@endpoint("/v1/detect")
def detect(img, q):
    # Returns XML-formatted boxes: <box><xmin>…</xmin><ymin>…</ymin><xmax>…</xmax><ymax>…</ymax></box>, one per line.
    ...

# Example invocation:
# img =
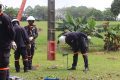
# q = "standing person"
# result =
<box><xmin>0</xmin><ymin>4</ymin><xmax>15</xmax><ymax>80</ymax></box>
<box><xmin>58</xmin><ymin>32</ymin><xmax>89</xmax><ymax>72</ymax></box>
<box><xmin>24</xmin><ymin>16</ymin><xmax>38</xmax><ymax>70</ymax></box>
<box><xmin>11</xmin><ymin>19</ymin><xmax>30</xmax><ymax>72</ymax></box>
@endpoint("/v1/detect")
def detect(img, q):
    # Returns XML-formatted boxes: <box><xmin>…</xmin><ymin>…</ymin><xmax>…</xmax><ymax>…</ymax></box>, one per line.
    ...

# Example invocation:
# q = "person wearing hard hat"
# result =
<box><xmin>58</xmin><ymin>32</ymin><xmax>89</xmax><ymax>72</ymax></box>
<box><xmin>0</xmin><ymin>3</ymin><xmax>15</xmax><ymax>80</ymax></box>
<box><xmin>11</xmin><ymin>19</ymin><xmax>30</xmax><ymax>72</ymax></box>
<box><xmin>24</xmin><ymin>16</ymin><xmax>38</xmax><ymax>70</ymax></box>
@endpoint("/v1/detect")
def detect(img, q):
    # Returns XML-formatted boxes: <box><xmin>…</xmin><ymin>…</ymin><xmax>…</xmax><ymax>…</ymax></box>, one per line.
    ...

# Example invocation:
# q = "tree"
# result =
<box><xmin>33</xmin><ymin>5</ymin><xmax>47</xmax><ymax>20</ymax></box>
<box><xmin>87</xmin><ymin>8</ymin><xmax>103</xmax><ymax>20</ymax></box>
<box><xmin>111</xmin><ymin>0</ymin><xmax>120</xmax><ymax>19</ymax></box>
<box><xmin>103</xmin><ymin>8</ymin><xmax>116</xmax><ymax>21</ymax></box>
<box><xmin>3</xmin><ymin>6</ymin><xmax>18</xmax><ymax>19</ymax></box>
<box><xmin>24</xmin><ymin>6</ymin><xmax>34</xmax><ymax>16</ymax></box>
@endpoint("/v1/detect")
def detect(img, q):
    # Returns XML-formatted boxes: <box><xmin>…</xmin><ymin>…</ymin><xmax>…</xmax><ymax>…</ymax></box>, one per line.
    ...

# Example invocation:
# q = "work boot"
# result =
<box><xmin>24</xmin><ymin>68</ymin><xmax>28</xmax><ymax>72</ymax></box>
<box><xmin>16</xmin><ymin>69</ymin><xmax>20</xmax><ymax>72</ymax></box>
<box><xmin>28</xmin><ymin>60</ymin><xmax>32</xmax><ymax>70</ymax></box>
<box><xmin>15</xmin><ymin>61</ymin><xmax>20</xmax><ymax>72</ymax></box>
<box><xmin>23</xmin><ymin>61</ymin><xmax>28</xmax><ymax>72</ymax></box>
<box><xmin>67</xmin><ymin>67</ymin><xmax>76</xmax><ymax>70</ymax></box>
<box><xmin>83</xmin><ymin>67</ymin><xmax>89</xmax><ymax>73</ymax></box>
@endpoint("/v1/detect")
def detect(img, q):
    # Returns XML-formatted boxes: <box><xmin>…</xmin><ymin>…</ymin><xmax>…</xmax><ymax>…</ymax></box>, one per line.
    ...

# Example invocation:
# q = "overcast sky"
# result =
<box><xmin>1</xmin><ymin>0</ymin><xmax>113</xmax><ymax>11</ymax></box>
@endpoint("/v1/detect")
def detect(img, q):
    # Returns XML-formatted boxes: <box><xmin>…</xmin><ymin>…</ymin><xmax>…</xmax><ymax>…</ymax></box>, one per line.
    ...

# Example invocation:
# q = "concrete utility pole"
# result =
<box><xmin>47</xmin><ymin>0</ymin><xmax>55</xmax><ymax>60</ymax></box>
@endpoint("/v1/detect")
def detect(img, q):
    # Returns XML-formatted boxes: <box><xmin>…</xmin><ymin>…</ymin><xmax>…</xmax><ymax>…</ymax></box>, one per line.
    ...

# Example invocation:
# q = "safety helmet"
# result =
<box><xmin>58</xmin><ymin>36</ymin><xmax>66</xmax><ymax>44</ymax></box>
<box><xmin>27</xmin><ymin>16</ymin><xmax>35</xmax><ymax>21</ymax></box>
<box><xmin>11</xmin><ymin>19</ymin><xmax>19</xmax><ymax>22</ymax></box>
<box><xmin>11</xmin><ymin>19</ymin><xmax>19</xmax><ymax>25</ymax></box>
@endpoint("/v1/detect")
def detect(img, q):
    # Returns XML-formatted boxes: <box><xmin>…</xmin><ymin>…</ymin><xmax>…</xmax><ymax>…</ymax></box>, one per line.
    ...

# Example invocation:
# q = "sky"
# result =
<box><xmin>1</xmin><ymin>0</ymin><xmax>114</xmax><ymax>11</ymax></box>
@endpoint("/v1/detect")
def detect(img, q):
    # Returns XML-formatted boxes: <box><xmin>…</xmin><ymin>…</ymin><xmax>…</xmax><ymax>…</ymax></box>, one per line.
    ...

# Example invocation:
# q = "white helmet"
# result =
<box><xmin>58</xmin><ymin>36</ymin><xmax>66</xmax><ymax>44</ymax></box>
<box><xmin>27</xmin><ymin>16</ymin><xmax>35</xmax><ymax>21</ymax></box>
<box><xmin>11</xmin><ymin>19</ymin><xmax>20</xmax><ymax>25</ymax></box>
<box><xmin>11</xmin><ymin>19</ymin><xmax>19</xmax><ymax>22</ymax></box>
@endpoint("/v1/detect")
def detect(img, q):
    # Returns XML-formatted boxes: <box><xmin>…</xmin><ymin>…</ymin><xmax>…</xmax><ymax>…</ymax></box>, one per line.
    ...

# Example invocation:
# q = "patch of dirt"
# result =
<box><xmin>95</xmin><ymin>52</ymin><xmax>105</xmax><ymax>55</ymax></box>
<box><xmin>107</xmin><ymin>57</ymin><xmax>118</xmax><ymax>60</ymax></box>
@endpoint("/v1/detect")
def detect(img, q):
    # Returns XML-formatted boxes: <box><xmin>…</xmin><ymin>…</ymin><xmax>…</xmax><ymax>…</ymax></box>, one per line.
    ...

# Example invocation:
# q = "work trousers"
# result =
<box><xmin>0</xmin><ymin>49</ymin><xmax>10</xmax><ymax>80</ymax></box>
<box><xmin>27</xmin><ymin>44</ymin><xmax>35</xmax><ymax>69</ymax></box>
<box><xmin>14</xmin><ymin>47</ymin><xmax>28</xmax><ymax>72</ymax></box>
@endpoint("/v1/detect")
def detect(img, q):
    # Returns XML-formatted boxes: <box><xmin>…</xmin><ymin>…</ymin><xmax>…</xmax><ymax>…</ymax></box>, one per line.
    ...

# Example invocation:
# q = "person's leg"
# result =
<box><xmin>0</xmin><ymin>49</ymin><xmax>10</xmax><ymax>79</ymax></box>
<box><xmin>82</xmin><ymin>53</ymin><xmax>89</xmax><ymax>70</ymax></box>
<box><xmin>14</xmin><ymin>49</ymin><xmax>20</xmax><ymax>72</ymax></box>
<box><xmin>68</xmin><ymin>53</ymin><xmax>78</xmax><ymax>70</ymax></box>
<box><xmin>31</xmin><ymin>44</ymin><xmax>35</xmax><ymax>59</ymax></box>
<box><xmin>72</xmin><ymin>53</ymin><xmax>78</xmax><ymax>68</ymax></box>
<box><xmin>21</xmin><ymin>47</ymin><xmax>28</xmax><ymax>72</ymax></box>
<box><xmin>0</xmin><ymin>70</ymin><xmax>7</xmax><ymax>80</ymax></box>
<box><xmin>30</xmin><ymin>44</ymin><xmax>35</xmax><ymax>69</ymax></box>
<box><xmin>81</xmin><ymin>37</ymin><xmax>89</xmax><ymax>72</ymax></box>
<box><xmin>27</xmin><ymin>48</ymin><xmax>32</xmax><ymax>70</ymax></box>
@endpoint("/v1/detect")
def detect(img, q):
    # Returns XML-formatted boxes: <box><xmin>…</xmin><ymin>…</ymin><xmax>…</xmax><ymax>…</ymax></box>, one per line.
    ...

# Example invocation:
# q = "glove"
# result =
<box><xmin>87</xmin><ymin>36</ymin><xmax>91</xmax><ymax>40</ymax></box>
<box><xmin>29</xmin><ymin>37</ymin><xmax>34</xmax><ymax>41</ymax></box>
<box><xmin>11</xmin><ymin>41</ymin><xmax>17</xmax><ymax>50</ymax></box>
<box><xmin>26</xmin><ymin>44</ymin><xmax>31</xmax><ymax>49</ymax></box>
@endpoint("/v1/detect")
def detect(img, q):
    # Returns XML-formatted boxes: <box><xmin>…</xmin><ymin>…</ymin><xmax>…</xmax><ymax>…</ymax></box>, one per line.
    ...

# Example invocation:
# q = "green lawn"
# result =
<box><xmin>9</xmin><ymin>21</ymin><xmax>120</xmax><ymax>80</ymax></box>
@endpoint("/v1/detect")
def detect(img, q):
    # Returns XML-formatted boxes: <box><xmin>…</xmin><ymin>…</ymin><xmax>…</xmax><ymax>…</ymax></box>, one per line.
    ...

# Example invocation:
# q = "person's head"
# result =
<box><xmin>58</xmin><ymin>35</ymin><xmax>66</xmax><ymax>44</ymax></box>
<box><xmin>26</xmin><ymin>16</ymin><xmax>35</xmax><ymax>26</ymax></box>
<box><xmin>11</xmin><ymin>19</ymin><xmax>20</xmax><ymax>26</ymax></box>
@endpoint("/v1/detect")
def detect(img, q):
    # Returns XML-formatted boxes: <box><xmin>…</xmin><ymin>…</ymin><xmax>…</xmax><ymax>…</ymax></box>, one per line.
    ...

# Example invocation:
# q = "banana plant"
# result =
<box><xmin>56</xmin><ymin>13</ymin><xmax>103</xmax><ymax>39</ymax></box>
<box><xmin>103</xmin><ymin>23</ymin><xmax>120</xmax><ymax>51</ymax></box>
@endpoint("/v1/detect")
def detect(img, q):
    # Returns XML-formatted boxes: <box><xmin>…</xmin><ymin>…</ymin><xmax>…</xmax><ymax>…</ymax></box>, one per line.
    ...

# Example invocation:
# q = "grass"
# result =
<box><xmin>9</xmin><ymin>21</ymin><xmax>120</xmax><ymax>80</ymax></box>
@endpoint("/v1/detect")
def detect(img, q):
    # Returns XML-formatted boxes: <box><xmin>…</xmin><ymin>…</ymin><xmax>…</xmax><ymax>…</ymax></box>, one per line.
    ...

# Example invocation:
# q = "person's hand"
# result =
<box><xmin>26</xmin><ymin>44</ymin><xmax>31</xmax><ymax>49</ymax></box>
<box><xmin>11</xmin><ymin>41</ymin><xmax>17</xmax><ymax>50</ymax></box>
<box><xmin>29</xmin><ymin>37</ymin><xmax>34</xmax><ymax>41</ymax></box>
<box><xmin>87</xmin><ymin>36</ymin><xmax>91</xmax><ymax>40</ymax></box>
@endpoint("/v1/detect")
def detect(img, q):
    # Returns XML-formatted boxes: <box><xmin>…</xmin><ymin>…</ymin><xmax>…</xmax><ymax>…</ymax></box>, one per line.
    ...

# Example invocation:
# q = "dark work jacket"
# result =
<box><xmin>0</xmin><ymin>13</ymin><xmax>15</xmax><ymax>49</ymax></box>
<box><xmin>64</xmin><ymin>32</ymin><xmax>88</xmax><ymax>52</ymax></box>
<box><xmin>13</xmin><ymin>24</ymin><xmax>30</xmax><ymax>48</ymax></box>
<box><xmin>24</xmin><ymin>25</ymin><xmax>38</xmax><ymax>44</ymax></box>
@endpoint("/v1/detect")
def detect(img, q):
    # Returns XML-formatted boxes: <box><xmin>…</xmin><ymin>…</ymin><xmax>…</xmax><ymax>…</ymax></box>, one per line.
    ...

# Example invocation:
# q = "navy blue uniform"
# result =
<box><xmin>0</xmin><ymin>12</ymin><xmax>15</xmax><ymax>79</ymax></box>
<box><xmin>13</xmin><ymin>24</ymin><xmax>30</xmax><ymax>72</ymax></box>
<box><xmin>64</xmin><ymin>32</ymin><xmax>88</xmax><ymax>53</ymax></box>
<box><xmin>24</xmin><ymin>25</ymin><xmax>38</xmax><ymax>69</ymax></box>
<box><xmin>64</xmin><ymin>32</ymin><xmax>89</xmax><ymax>70</ymax></box>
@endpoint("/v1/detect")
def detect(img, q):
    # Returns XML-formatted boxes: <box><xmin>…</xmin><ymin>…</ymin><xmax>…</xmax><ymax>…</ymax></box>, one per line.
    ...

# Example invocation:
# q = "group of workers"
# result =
<box><xmin>0</xmin><ymin>4</ymin><xmax>38</xmax><ymax>80</ymax></box>
<box><xmin>0</xmin><ymin>3</ymin><xmax>90</xmax><ymax>80</ymax></box>
<box><xmin>11</xmin><ymin>15</ymin><xmax>38</xmax><ymax>73</ymax></box>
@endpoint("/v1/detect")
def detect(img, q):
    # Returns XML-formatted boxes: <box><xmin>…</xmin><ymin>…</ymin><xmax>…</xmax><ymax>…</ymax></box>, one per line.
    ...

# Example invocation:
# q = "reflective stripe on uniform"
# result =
<box><xmin>28</xmin><ymin>56</ymin><xmax>31</xmax><ymax>57</ymax></box>
<box><xmin>23</xmin><ymin>59</ymin><xmax>28</xmax><ymax>61</ymax></box>
<box><xmin>15</xmin><ymin>60</ymin><xmax>19</xmax><ymax>61</ymax></box>
<box><xmin>0</xmin><ymin>67</ymin><xmax>9</xmax><ymax>70</ymax></box>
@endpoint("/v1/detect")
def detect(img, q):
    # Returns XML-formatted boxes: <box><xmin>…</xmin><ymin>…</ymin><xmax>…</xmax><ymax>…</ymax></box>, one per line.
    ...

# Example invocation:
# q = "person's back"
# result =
<box><xmin>13</xmin><ymin>25</ymin><xmax>26</xmax><ymax>48</ymax></box>
<box><xmin>58</xmin><ymin>32</ymin><xmax>89</xmax><ymax>71</ymax></box>
<box><xmin>12</xmin><ymin>19</ymin><xmax>29</xmax><ymax>72</ymax></box>
<box><xmin>0</xmin><ymin>4</ymin><xmax>15</xmax><ymax>80</ymax></box>
<box><xmin>0</xmin><ymin>12</ymin><xmax>14</xmax><ymax>49</ymax></box>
